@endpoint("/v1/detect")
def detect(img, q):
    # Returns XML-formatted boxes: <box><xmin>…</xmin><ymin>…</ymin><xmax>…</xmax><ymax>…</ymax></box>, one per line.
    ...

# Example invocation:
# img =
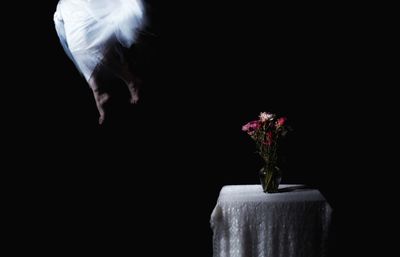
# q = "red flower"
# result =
<box><xmin>276</xmin><ymin>117</ymin><xmax>287</xmax><ymax>128</ymax></box>
<box><xmin>264</xmin><ymin>131</ymin><xmax>273</xmax><ymax>145</ymax></box>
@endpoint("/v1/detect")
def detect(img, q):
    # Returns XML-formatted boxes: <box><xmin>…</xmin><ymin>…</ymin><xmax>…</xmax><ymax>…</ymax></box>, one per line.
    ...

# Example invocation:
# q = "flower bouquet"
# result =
<box><xmin>242</xmin><ymin>112</ymin><xmax>290</xmax><ymax>193</ymax></box>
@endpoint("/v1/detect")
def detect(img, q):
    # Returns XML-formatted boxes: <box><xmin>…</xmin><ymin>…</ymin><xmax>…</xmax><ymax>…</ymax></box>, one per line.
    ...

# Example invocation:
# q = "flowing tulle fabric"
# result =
<box><xmin>54</xmin><ymin>0</ymin><xmax>145</xmax><ymax>81</ymax></box>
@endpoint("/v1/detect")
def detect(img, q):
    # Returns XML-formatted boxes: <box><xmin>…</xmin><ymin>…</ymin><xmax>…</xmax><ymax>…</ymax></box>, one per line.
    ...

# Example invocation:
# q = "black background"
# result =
<box><xmin>4</xmin><ymin>1</ymin><xmax>394</xmax><ymax>256</ymax></box>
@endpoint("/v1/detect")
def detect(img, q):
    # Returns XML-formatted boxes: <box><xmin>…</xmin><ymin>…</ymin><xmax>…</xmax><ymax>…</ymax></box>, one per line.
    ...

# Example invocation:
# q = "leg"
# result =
<box><xmin>107</xmin><ymin>56</ymin><xmax>140</xmax><ymax>104</ymax></box>
<box><xmin>88</xmin><ymin>76</ymin><xmax>110</xmax><ymax>125</ymax></box>
<box><xmin>102</xmin><ymin>45</ymin><xmax>141</xmax><ymax>104</ymax></box>
<box><xmin>116</xmin><ymin>63</ymin><xmax>140</xmax><ymax>104</ymax></box>
<box><xmin>109</xmin><ymin>61</ymin><xmax>140</xmax><ymax>104</ymax></box>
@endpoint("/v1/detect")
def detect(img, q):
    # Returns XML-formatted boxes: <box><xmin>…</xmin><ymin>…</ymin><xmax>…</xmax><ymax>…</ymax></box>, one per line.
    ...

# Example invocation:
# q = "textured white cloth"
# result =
<box><xmin>54</xmin><ymin>0</ymin><xmax>145</xmax><ymax>81</ymax></box>
<box><xmin>211</xmin><ymin>185</ymin><xmax>332</xmax><ymax>257</ymax></box>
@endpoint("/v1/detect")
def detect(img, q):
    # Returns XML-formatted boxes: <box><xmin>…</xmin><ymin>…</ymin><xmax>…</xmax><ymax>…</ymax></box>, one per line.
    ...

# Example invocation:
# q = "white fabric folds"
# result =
<box><xmin>211</xmin><ymin>185</ymin><xmax>332</xmax><ymax>257</ymax></box>
<box><xmin>54</xmin><ymin>0</ymin><xmax>145</xmax><ymax>81</ymax></box>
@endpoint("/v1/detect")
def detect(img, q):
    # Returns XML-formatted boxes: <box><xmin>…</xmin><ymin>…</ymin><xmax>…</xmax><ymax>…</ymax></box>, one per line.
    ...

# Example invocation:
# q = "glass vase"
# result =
<box><xmin>259</xmin><ymin>165</ymin><xmax>282</xmax><ymax>193</ymax></box>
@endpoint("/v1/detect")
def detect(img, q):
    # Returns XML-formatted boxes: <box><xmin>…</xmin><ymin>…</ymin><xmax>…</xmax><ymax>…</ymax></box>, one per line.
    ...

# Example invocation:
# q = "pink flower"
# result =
<box><xmin>242</xmin><ymin>120</ymin><xmax>261</xmax><ymax>135</ymax></box>
<box><xmin>243</xmin><ymin>112</ymin><xmax>290</xmax><ymax>168</ymax></box>
<box><xmin>276</xmin><ymin>117</ymin><xmax>287</xmax><ymax>128</ymax></box>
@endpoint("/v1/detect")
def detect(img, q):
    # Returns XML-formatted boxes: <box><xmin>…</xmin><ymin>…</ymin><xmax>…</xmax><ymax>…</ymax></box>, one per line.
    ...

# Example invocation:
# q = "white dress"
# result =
<box><xmin>54</xmin><ymin>0</ymin><xmax>145</xmax><ymax>81</ymax></box>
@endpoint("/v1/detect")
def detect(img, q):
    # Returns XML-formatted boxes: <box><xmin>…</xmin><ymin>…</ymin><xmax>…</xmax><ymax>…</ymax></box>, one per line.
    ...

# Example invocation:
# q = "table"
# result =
<box><xmin>210</xmin><ymin>185</ymin><xmax>332</xmax><ymax>257</ymax></box>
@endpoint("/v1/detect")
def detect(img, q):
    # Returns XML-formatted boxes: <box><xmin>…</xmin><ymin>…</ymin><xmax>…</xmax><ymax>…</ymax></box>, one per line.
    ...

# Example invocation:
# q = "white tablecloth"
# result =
<box><xmin>210</xmin><ymin>185</ymin><xmax>332</xmax><ymax>257</ymax></box>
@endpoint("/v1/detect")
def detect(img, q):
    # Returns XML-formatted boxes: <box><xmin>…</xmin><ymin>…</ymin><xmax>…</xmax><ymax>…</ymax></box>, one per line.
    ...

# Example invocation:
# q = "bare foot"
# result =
<box><xmin>128</xmin><ymin>82</ymin><xmax>140</xmax><ymax>104</ymax></box>
<box><xmin>98</xmin><ymin>114</ymin><xmax>106</xmax><ymax>125</ymax></box>
<box><xmin>94</xmin><ymin>92</ymin><xmax>110</xmax><ymax>125</ymax></box>
<box><xmin>130</xmin><ymin>91</ymin><xmax>139</xmax><ymax>104</ymax></box>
